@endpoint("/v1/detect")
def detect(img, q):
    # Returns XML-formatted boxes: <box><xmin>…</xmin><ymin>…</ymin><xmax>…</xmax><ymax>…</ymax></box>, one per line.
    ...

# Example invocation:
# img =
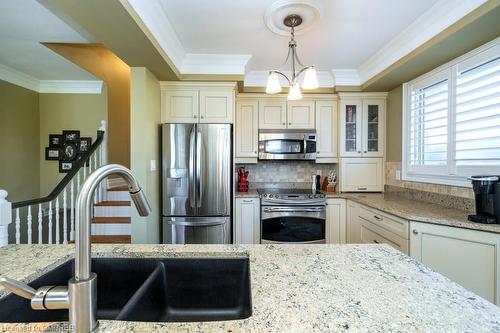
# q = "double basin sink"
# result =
<box><xmin>0</xmin><ymin>257</ymin><xmax>251</xmax><ymax>323</ymax></box>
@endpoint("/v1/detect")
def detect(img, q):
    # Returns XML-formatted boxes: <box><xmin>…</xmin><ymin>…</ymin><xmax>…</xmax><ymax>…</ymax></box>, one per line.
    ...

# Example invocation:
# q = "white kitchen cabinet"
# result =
<box><xmin>200</xmin><ymin>90</ymin><xmax>234</xmax><ymax>123</ymax></box>
<box><xmin>347</xmin><ymin>200</ymin><xmax>361</xmax><ymax>243</ymax></box>
<box><xmin>315</xmin><ymin>100</ymin><xmax>338</xmax><ymax>163</ymax></box>
<box><xmin>359</xmin><ymin>219</ymin><xmax>408</xmax><ymax>254</ymax></box>
<box><xmin>258</xmin><ymin>99</ymin><xmax>287</xmax><ymax>129</ymax></box>
<box><xmin>235</xmin><ymin>99</ymin><xmax>258</xmax><ymax>163</ymax></box>
<box><xmin>340</xmin><ymin>158</ymin><xmax>384</xmax><ymax>192</ymax></box>
<box><xmin>339</xmin><ymin>93</ymin><xmax>386</xmax><ymax>157</ymax></box>
<box><xmin>410</xmin><ymin>221</ymin><xmax>500</xmax><ymax>305</ymax></box>
<box><xmin>234</xmin><ymin>197</ymin><xmax>260</xmax><ymax>244</ymax></box>
<box><xmin>287</xmin><ymin>100</ymin><xmax>315</xmax><ymax>129</ymax></box>
<box><xmin>161</xmin><ymin>82</ymin><xmax>236</xmax><ymax>124</ymax></box>
<box><xmin>326</xmin><ymin>198</ymin><xmax>346</xmax><ymax>244</ymax></box>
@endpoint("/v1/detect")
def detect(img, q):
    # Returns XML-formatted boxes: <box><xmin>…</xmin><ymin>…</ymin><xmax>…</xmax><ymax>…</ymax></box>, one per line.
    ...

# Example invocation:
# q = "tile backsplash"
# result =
<box><xmin>236</xmin><ymin>161</ymin><xmax>335</xmax><ymax>188</ymax></box>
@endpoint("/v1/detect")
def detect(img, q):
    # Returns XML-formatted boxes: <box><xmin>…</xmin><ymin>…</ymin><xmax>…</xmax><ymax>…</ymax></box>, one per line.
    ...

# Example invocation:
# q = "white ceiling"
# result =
<box><xmin>160</xmin><ymin>0</ymin><xmax>438</xmax><ymax>71</ymax></box>
<box><xmin>0</xmin><ymin>0</ymin><xmax>97</xmax><ymax>81</ymax></box>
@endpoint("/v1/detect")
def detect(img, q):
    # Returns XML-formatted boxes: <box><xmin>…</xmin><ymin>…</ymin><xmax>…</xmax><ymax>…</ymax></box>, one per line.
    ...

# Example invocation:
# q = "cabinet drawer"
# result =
<box><xmin>358</xmin><ymin>205</ymin><xmax>408</xmax><ymax>239</ymax></box>
<box><xmin>359</xmin><ymin>219</ymin><xmax>409</xmax><ymax>254</ymax></box>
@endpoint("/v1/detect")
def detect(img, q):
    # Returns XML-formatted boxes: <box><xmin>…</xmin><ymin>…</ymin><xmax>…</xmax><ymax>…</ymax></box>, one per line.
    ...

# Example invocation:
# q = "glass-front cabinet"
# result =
<box><xmin>339</xmin><ymin>94</ymin><xmax>385</xmax><ymax>157</ymax></box>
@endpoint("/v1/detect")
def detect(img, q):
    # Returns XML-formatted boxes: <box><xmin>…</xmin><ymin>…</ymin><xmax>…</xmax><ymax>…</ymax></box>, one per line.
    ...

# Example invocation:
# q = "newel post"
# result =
<box><xmin>0</xmin><ymin>190</ymin><xmax>12</xmax><ymax>247</ymax></box>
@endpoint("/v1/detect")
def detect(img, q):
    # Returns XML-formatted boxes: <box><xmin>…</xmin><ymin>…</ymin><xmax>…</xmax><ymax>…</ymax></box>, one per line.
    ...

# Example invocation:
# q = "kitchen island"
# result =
<box><xmin>1</xmin><ymin>244</ymin><xmax>499</xmax><ymax>332</ymax></box>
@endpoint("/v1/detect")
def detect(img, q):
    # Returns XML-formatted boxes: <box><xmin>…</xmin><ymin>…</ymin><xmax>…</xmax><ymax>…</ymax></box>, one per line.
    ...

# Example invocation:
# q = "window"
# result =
<box><xmin>403</xmin><ymin>38</ymin><xmax>500</xmax><ymax>187</ymax></box>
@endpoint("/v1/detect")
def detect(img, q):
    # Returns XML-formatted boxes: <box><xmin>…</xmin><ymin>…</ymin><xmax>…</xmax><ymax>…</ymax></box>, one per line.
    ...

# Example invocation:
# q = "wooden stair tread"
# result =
<box><xmin>92</xmin><ymin>217</ymin><xmax>131</xmax><ymax>224</ymax></box>
<box><xmin>91</xmin><ymin>235</ymin><xmax>131</xmax><ymax>243</ymax></box>
<box><xmin>107</xmin><ymin>186</ymin><xmax>129</xmax><ymax>192</ymax></box>
<box><xmin>94</xmin><ymin>201</ymin><xmax>130</xmax><ymax>206</ymax></box>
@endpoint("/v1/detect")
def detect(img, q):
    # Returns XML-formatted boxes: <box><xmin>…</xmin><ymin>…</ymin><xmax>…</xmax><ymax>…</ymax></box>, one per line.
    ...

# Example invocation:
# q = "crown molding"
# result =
<box><xmin>0</xmin><ymin>64</ymin><xmax>103</xmax><ymax>94</ymax></box>
<box><xmin>180</xmin><ymin>54</ymin><xmax>252</xmax><ymax>75</ymax></box>
<box><xmin>39</xmin><ymin>80</ymin><xmax>103</xmax><ymax>94</ymax></box>
<box><xmin>331</xmin><ymin>69</ymin><xmax>361</xmax><ymax>86</ymax></box>
<box><xmin>244</xmin><ymin>70</ymin><xmax>334</xmax><ymax>88</ymax></box>
<box><xmin>0</xmin><ymin>64</ymin><xmax>40</xmax><ymax>91</ymax></box>
<box><xmin>357</xmin><ymin>0</ymin><xmax>487</xmax><ymax>84</ymax></box>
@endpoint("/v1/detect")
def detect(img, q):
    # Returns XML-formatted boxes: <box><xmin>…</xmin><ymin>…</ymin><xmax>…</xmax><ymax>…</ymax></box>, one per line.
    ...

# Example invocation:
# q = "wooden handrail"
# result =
<box><xmin>12</xmin><ymin>130</ymin><xmax>105</xmax><ymax>209</ymax></box>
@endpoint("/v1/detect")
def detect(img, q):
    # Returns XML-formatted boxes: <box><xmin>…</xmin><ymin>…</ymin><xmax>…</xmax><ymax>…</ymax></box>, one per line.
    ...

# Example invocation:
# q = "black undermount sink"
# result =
<box><xmin>0</xmin><ymin>257</ymin><xmax>252</xmax><ymax>323</ymax></box>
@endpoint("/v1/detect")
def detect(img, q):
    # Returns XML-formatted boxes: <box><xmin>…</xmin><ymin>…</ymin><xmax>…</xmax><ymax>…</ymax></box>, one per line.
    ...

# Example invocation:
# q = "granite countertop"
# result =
<box><xmin>1</xmin><ymin>244</ymin><xmax>500</xmax><ymax>332</ymax></box>
<box><xmin>235</xmin><ymin>189</ymin><xmax>260</xmax><ymax>198</ymax></box>
<box><xmin>333</xmin><ymin>192</ymin><xmax>500</xmax><ymax>234</ymax></box>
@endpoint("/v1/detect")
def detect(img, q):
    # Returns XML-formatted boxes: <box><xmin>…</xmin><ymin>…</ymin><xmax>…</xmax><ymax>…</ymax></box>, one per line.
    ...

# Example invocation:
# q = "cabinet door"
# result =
<box><xmin>315</xmin><ymin>101</ymin><xmax>338</xmax><ymax>161</ymax></box>
<box><xmin>235</xmin><ymin>99</ymin><xmax>258</xmax><ymax>159</ymax></box>
<box><xmin>235</xmin><ymin>198</ymin><xmax>260</xmax><ymax>244</ymax></box>
<box><xmin>258</xmin><ymin>99</ymin><xmax>287</xmax><ymax>129</ymax></box>
<box><xmin>362</xmin><ymin>99</ymin><xmax>384</xmax><ymax>157</ymax></box>
<box><xmin>340</xmin><ymin>158</ymin><xmax>384</xmax><ymax>192</ymax></box>
<box><xmin>326</xmin><ymin>198</ymin><xmax>346</xmax><ymax>244</ymax></box>
<box><xmin>161</xmin><ymin>89</ymin><xmax>198</xmax><ymax>123</ymax></box>
<box><xmin>287</xmin><ymin>100</ymin><xmax>315</xmax><ymax>129</ymax></box>
<box><xmin>410</xmin><ymin>222</ymin><xmax>500</xmax><ymax>304</ymax></box>
<box><xmin>199</xmin><ymin>90</ymin><xmax>234</xmax><ymax>123</ymax></box>
<box><xmin>339</xmin><ymin>100</ymin><xmax>362</xmax><ymax>157</ymax></box>
<box><xmin>347</xmin><ymin>201</ymin><xmax>361</xmax><ymax>243</ymax></box>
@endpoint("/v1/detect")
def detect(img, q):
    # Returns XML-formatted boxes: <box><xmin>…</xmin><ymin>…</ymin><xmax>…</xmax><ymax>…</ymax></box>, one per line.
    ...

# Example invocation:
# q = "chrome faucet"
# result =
<box><xmin>0</xmin><ymin>164</ymin><xmax>151</xmax><ymax>332</ymax></box>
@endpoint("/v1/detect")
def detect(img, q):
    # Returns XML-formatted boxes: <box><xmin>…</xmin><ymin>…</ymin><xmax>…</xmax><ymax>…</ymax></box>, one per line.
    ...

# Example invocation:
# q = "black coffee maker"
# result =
<box><xmin>468</xmin><ymin>175</ymin><xmax>500</xmax><ymax>224</ymax></box>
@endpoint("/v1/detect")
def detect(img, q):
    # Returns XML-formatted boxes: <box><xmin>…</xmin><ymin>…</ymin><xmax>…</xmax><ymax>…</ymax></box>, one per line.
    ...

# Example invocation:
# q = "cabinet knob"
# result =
<box><xmin>357</xmin><ymin>151</ymin><xmax>361</xmax><ymax>153</ymax></box>
<box><xmin>412</xmin><ymin>229</ymin><xmax>419</xmax><ymax>235</ymax></box>
<box><xmin>288</xmin><ymin>122</ymin><xmax>291</xmax><ymax>125</ymax></box>
<box><xmin>282</xmin><ymin>122</ymin><xmax>286</xmax><ymax>125</ymax></box>
<box><xmin>193</xmin><ymin>115</ymin><xmax>197</xmax><ymax>119</ymax></box>
<box><xmin>200</xmin><ymin>115</ymin><xmax>204</xmax><ymax>119</ymax></box>
<box><xmin>364</xmin><ymin>151</ymin><xmax>367</xmax><ymax>153</ymax></box>
<box><xmin>254</xmin><ymin>151</ymin><xmax>257</xmax><ymax>154</ymax></box>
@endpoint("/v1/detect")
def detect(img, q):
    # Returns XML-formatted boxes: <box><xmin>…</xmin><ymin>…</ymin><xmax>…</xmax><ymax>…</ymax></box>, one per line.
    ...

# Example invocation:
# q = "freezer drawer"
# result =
<box><xmin>162</xmin><ymin>217</ymin><xmax>231</xmax><ymax>244</ymax></box>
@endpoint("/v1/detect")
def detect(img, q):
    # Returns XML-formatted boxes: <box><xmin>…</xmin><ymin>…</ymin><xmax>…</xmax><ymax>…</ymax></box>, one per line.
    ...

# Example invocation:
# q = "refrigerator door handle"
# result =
<box><xmin>189</xmin><ymin>126</ymin><xmax>196</xmax><ymax>209</ymax></box>
<box><xmin>196</xmin><ymin>130</ymin><xmax>203</xmax><ymax>208</ymax></box>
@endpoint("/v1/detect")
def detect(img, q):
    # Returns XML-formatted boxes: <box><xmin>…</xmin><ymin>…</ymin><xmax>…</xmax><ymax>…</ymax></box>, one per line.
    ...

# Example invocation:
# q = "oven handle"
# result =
<box><xmin>262</xmin><ymin>207</ymin><xmax>325</xmax><ymax>213</ymax></box>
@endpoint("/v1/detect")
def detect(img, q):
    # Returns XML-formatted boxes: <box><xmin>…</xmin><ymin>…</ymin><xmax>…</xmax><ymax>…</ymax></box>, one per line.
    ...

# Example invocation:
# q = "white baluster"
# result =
<box><xmin>0</xmin><ymin>190</ymin><xmax>12</xmax><ymax>247</ymax></box>
<box><xmin>77</xmin><ymin>171</ymin><xmax>81</xmax><ymax>191</ymax></box>
<box><xmin>70</xmin><ymin>180</ymin><xmax>75</xmax><ymax>241</ymax></box>
<box><xmin>27</xmin><ymin>206</ymin><xmax>32</xmax><ymax>244</ymax></box>
<box><xmin>63</xmin><ymin>188</ymin><xmax>68</xmax><ymax>244</ymax></box>
<box><xmin>94</xmin><ymin>152</ymin><xmax>99</xmax><ymax>203</ymax></box>
<box><xmin>83</xmin><ymin>158</ymin><xmax>87</xmax><ymax>181</ymax></box>
<box><xmin>55</xmin><ymin>196</ymin><xmax>60</xmax><ymax>244</ymax></box>
<box><xmin>99</xmin><ymin>120</ymin><xmax>107</xmax><ymax>202</ymax></box>
<box><xmin>48</xmin><ymin>201</ymin><xmax>53</xmax><ymax>244</ymax></box>
<box><xmin>89</xmin><ymin>155</ymin><xmax>93</xmax><ymax>174</ymax></box>
<box><xmin>15</xmin><ymin>208</ymin><xmax>20</xmax><ymax>244</ymax></box>
<box><xmin>38</xmin><ymin>204</ymin><xmax>42</xmax><ymax>244</ymax></box>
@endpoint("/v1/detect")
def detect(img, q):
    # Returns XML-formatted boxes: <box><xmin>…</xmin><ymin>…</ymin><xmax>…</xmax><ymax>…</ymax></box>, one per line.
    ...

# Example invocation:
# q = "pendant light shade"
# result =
<box><xmin>302</xmin><ymin>67</ymin><xmax>319</xmax><ymax>90</ymax></box>
<box><xmin>266</xmin><ymin>71</ymin><xmax>282</xmax><ymax>94</ymax></box>
<box><xmin>288</xmin><ymin>82</ymin><xmax>302</xmax><ymax>100</ymax></box>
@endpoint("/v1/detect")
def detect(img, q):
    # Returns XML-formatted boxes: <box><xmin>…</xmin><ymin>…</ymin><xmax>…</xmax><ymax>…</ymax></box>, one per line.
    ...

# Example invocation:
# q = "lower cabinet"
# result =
<box><xmin>410</xmin><ymin>221</ymin><xmax>500</xmax><ymax>305</ymax></box>
<box><xmin>234</xmin><ymin>197</ymin><xmax>260</xmax><ymax>244</ymax></box>
<box><xmin>347</xmin><ymin>200</ymin><xmax>361</xmax><ymax>243</ymax></box>
<box><xmin>339</xmin><ymin>158</ymin><xmax>384</xmax><ymax>192</ymax></box>
<box><xmin>326</xmin><ymin>198</ymin><xmax>346</xmax><ymax>244</ymax></box>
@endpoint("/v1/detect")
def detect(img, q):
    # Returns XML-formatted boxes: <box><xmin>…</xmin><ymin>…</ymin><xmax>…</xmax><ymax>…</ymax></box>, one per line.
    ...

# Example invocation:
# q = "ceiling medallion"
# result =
<box><xmin>265</xmin><ymin>14</ymin><xmax>319</xmax><ymax>100</ymax></box>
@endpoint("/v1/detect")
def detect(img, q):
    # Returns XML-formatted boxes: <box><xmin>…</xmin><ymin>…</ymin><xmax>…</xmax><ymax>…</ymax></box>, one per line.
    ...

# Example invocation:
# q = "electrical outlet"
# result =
<box><xmin>316</xmin><ymin>170</ymin><xmax>322</xmax><ymax>177</ymax></box>
<box><xmin>150</xmin><ymin>160</ymin><xmax>157</xmax><ymax>171</ymax></box>
<box><xmin>395</xmin><ymin>170</ymin><xmax>401</xmax><ymax>180</ymax></box>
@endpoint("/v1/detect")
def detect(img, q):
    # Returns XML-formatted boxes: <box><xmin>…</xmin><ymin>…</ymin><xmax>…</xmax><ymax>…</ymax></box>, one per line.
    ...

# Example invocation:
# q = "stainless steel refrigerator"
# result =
<box><xmin>161</xmin><ymin>123</ymin><xmax>232</xmax><ymax>244</ymax></box>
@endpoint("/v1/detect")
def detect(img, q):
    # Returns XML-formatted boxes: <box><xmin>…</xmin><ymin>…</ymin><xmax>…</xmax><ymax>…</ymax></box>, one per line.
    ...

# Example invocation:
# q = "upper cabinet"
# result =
<box><xmin>161</xmin><ymin>82</ymin><xmax>236</xmax><ymax>124</ymax></box>
<box><xmin>258</xmin><ymin>98</ymin><xmax>315</xmax><ymax>129</ymax></box>
<box><xmin>287</xmin><ymin>100</ymin><xmax>315</xmax><ymax>129</ymax></box>
<box><xmin>339</xmin><ymin>93</ymin><xmax>386</xmax><ymax>157</ymax></box>
<box><xmin>315</xmin><ymin>100</ymin><xmax>338</xmax><ymax>163</ymax></box>
<box><xmin>235</xmin><ymin>98</ymin><xmax>259</xmax><ymax>162</ymax></box>
<box><xmin>258</xmin><ymin>99</ymin><xmax>287</xmax><ymax>129</ymax></box>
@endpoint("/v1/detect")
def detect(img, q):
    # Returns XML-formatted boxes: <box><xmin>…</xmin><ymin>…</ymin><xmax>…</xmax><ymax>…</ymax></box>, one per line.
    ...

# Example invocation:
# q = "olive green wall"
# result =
<box><xmin>386</xmin><ymin>85</ymin><xmax>403</xmax><ymax>162</ymax></box>
<box><xmin>130</xmin><ymin>67</ymin><xmax>160</xmax><ymax>244</ymax></box>
<box><xmin>39</xmin><ymin>89</ymin><xmax>107</xmax><ymax>195</ymax></box>
<box><xmin>0</xmin><ymin>80</ymin><xmax>40</xmax><ymax>202</ymax></box>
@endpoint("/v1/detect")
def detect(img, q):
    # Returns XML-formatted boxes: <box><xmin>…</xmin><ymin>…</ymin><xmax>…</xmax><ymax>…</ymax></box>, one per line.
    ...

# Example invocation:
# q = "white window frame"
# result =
<box><xmin>402</xmin><ymin>37</ymin><xmax>500</xmax><ymax>188</ymax></box>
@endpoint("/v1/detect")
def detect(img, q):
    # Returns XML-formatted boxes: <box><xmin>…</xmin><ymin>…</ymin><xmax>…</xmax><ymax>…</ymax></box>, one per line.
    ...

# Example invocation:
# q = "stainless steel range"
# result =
<box><xmin>258</xmin><ymin>188</ymin><xmax>326</xmax><ymax>244</ymax></box>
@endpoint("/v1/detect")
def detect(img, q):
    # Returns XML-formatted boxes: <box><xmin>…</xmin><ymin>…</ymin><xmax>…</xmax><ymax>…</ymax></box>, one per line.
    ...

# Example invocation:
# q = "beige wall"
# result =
<box><xmin>0</xmin><ymin>80</ymin><xmax>40</xmax><ymax>202</ymax></box>
<box><xmin>39</xmin><ymin>90</ymin><xmax>107</xmax><ymax>195</ymax></box>
<box><xmin>386</xmin><ymin>85</ymin><xmax>403</xmax><ymax>162</ymax></box>
<box><xmin>130</xmin><ymin>67</ymin><xmax>161</xmax><ymax>244</ymax></box>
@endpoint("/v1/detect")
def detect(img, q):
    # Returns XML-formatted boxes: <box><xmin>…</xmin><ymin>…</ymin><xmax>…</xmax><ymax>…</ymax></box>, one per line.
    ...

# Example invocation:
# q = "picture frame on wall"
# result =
<box><xmin>59</xmin><ymin>161</ymin><xmax>73</xmax><ymax>173</ymax></box>
<box><xmin>62</xmin><ymin>130</ymin><xmax>80</xmax><ymax>142</ymax></box>
<box><xmin>62</xmin><ymin>142</ymin><xmax>78</xmax><ymax>161</ymax></box>
<box><xmin>79</xmin><ymin>137</ymin><xmax>92</xmax><ymax>152</ymax></box>
<box><xmin>45</xmin><ymin>147</ymin><xmax>61</xmax><ymax>160</ymax></box>
<box><xmin>49</xmin><ymin>134</ymin><xmax>63</xmax><ymax>148</ymax></box>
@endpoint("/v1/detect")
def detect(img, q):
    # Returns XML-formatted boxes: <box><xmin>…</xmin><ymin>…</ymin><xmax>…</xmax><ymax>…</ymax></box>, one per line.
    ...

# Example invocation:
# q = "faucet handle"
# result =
<box><xmin>0</xmin><ymin>276</ymin><xmax>36</xmax><ymax>299</ymax></box>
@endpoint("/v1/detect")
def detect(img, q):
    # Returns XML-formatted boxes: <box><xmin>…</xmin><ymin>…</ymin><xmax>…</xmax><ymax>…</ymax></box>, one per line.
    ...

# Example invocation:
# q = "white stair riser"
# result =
<box><xmin>94</xmin><ymin>206</ymin><xmax>130</xmax><ymax>217</ymax></box>
<box><xmin>91</xmin><ymin>223</ymin><xmax>131</xmax><ymax>235</ymax></box>
<box><xmin>106</xmin><ymin>191</ymin><xmax>130</xmax><ymax>201</ymax></box>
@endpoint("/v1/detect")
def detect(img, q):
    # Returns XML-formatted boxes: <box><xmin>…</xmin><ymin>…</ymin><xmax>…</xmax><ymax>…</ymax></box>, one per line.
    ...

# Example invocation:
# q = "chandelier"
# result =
<box><xmin>265</xmin><ymin>14</ymin><xmax>319</xmax><ymax>100</ymax></box>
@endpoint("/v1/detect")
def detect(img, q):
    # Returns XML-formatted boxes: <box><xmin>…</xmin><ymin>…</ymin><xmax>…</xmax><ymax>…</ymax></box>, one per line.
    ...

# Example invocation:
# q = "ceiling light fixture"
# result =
<box><xmin>265</xmin><ymin>14</ymin><xmax>319</xmax><ymax>100</ymax></box>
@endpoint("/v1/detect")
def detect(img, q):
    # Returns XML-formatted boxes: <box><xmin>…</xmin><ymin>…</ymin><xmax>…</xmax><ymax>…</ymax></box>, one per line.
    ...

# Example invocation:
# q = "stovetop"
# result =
<box><xmin>258</xmin><ymin>188</ymin><xmax>325</xmax><ymax>205</ymax></box>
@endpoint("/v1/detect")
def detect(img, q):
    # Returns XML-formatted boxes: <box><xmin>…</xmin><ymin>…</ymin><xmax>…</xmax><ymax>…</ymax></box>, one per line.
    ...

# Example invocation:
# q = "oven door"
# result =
<box><xmin>261</xmin><ymin>206</ymin><xmax>326</xmax><ymax>244</ymax></box>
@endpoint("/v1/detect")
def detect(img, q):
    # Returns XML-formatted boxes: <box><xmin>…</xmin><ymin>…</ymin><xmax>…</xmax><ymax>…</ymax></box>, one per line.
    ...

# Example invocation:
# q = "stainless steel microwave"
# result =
<box><xmin>258</xmin><ymin>130</ymin><xmax>317</xmax><ymax>160</ymax></box>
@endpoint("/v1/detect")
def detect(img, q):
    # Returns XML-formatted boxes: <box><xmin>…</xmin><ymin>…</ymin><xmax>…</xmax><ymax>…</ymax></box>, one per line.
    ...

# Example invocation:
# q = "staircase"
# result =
<box><xmin>91</xmin><ymin>183</ymin><xmax>132</xmax><ymax>244</ymax></box>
